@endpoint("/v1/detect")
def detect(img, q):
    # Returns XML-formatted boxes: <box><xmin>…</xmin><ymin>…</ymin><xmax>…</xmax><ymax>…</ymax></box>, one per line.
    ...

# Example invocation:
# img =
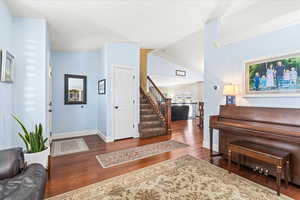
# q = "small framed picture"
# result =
<box><xmin>0</xmin><ymin>50</ymin><xmax>14</xmax><ymax>83</ymax></box>
<box><xmin>98</xmin><ymin>79</ymin><xmax>106</xmax><ymax>94</ymax></box>
<box><xmin>176</xmin><ymin>70</ymin><xmax>186</xmax><ymax>77</ymax></box>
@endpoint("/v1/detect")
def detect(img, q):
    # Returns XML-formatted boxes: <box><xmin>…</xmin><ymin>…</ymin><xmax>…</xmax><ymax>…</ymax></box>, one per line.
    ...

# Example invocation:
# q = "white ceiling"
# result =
<box><xmin>6</xmin><ymin>0</ymin><xmax>300</xmax><ymax>64</ymax></box>
<box><xmin>5</xmin><ymin>0</ymin><xmax>262</xmax><ymax>52</ymax></box>
<box><xmin>218</xmin><ymin>0</ymin><xmax>300</xmax><ymax>46</ymax></box>
<box><xmin>6</xmin><ymin>0</ymin><xmax>220</xmax><ymax>51</ymax></box>
<box><xmin>152</xmin><ymin>30</ymin><xmax>203</xmax><ymax>72</ymax></box>
<box><xmin>152</xmin><ymin>0</ymin><xmax>300</xmax><ymax>73</ymax></box>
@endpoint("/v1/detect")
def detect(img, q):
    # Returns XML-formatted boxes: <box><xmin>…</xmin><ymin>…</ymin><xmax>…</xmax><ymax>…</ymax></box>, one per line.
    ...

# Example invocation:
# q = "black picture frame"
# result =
<box><xmin>64</xmin><ymin>74</ymin><xmax>87</xmax><ymax>105</ymax></box>
<box><xmin>98</xmin><ymin>79</ymin><xmax>106</xmax><ymax>95</ymax></box>
<box><xmin>176</xmin><ymin>70</ymin><xmax>186</xmax><ymax>77</ymax></box>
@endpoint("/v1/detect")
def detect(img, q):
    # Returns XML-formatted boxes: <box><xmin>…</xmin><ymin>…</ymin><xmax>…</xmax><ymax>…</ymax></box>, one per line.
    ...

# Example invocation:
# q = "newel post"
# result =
<box><xmin>165</xmin><ymin>98</ymin><xmax>172</xmax><ymax>133</ymax></box>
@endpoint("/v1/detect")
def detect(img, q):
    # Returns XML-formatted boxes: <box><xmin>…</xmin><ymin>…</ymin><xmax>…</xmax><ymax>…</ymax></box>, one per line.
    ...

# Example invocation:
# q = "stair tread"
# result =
<box><xmin>140</xmin><ymin>120</ymin><xmax>161</xmax><ymax>124</ymax></box>
<box><xmin>141</xmin><ymin>117</ymin><xmax>157</xmax><ymax>119</ymax></box>
<box><xmin>141</xmin><ymin>114</ymin><xmax>157</xmax><ymax>116</ymax></box>
<box><xmin>140</xmin><ymin>109</ymin><xmax>153</xmax><ymax>113</ymax></box>
<box><xmin>140</xmin><ymin>106</ymin><xmax>151</xmax><ymax>109</ymax></box>
<box><xmin>139</xmin><ymin>91</ymin><xmax>167</xmax><ymax>138</ymax></box>
<box><xmin>141</xmin><ymin>127</ymin><xmax>165</xmax><ymax>132</ymax></box>
<box><xmin>140</xmin><ymin>105</ymin><xmax>151</xmax><ymax>108</ymax></box>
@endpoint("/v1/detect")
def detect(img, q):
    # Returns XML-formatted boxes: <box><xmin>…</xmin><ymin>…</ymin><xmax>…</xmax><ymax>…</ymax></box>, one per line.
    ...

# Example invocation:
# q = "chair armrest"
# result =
<box><xmin>0</xmin><ymin>164</ymin><xmax>47</xmax><ymax>200</ymax></box>
<box><xmin>0</xmin><ymin>148</ymin><xmax>24</xmax><ymax>179</ymax></box>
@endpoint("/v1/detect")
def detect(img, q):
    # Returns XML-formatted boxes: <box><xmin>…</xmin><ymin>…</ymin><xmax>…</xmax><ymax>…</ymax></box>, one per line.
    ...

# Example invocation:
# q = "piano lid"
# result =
<box><xmin>216</xmin><ymin>118</ymin><xmax>300</xmax><ymax>138</ymax></box>
<box><xmin>219</xmin><ymin>105</ymin><xmax>300</xmax><ymax>127</ymax></box>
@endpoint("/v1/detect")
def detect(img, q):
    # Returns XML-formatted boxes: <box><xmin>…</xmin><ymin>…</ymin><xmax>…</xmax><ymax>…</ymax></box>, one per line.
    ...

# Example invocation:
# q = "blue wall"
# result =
<box><xmin>0</xmin><ymin>0</ymin><xmax>13</xmax><ymax>149</ymax></box>
<box><xmin>0</xmin><ymin>6</ymin><xmax>49</xmax><ymax>149</ymax></box>
<box><xmin>97</xmin><ymin>48</ymin><xmax>107</xmax><ymax>135</ymax></box>
<box><xmin>203</xmin><ymin>19</ymin><xmax>300</xmax><ymax>150</ymax></box>
<box><xmin>52</xmin><ymin>51</ymin><xmax>101</xmax><ymax>134</ymax></box>
<box><xmin>148</xmin><ymin>53</ymin><xmax>203</xmax><ymax>81</ymax></box>
<box><xmin>12</xmin><ymin>17</ymin><xmax>48</xmax><ymax>147</ymax></box>
<box><xmin>1</xmin><ymin>2</ymin><xmax>140</xmax><ymax>145</ymax></box>
<box><xmin>52</xmin><ymin>43</ymin><xmax>139</xmax><ymax>140</ymax></box>
<box><xmin>0</xmin><ymin>0</ymin><xmax>11</xmax><ymax>48</ymax></box>
<box><xmin>104</xmin><ymin>42</ymin><xmax>140</xmax><ymax>138</ymax></box>
<box><xmin>52</xmin><ymin>43</ymin><xmax>140</xmax><ymax>139</ymax></box>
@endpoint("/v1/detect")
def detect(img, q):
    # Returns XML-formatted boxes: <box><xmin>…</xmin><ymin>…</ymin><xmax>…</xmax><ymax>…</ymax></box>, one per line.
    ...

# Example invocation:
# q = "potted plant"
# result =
<box><xmin>13</xmin><ymin>116</ymin><xmax>49</xmax><ymax>168</ymax></box>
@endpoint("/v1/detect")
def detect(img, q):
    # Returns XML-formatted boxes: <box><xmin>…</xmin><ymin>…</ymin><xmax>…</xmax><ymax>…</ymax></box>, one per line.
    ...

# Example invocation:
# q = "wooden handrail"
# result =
<box><xmin>144</xmin><ymin>76</ymin><xmax>172</xmax><ymax>134</ymax></box>
<box><xmin>147</xmin><ymin>76</ymin><xmax>167</xmax><ymax>100</ymax></box>
<box><xmin>165</xmin><ymin>98</ymin><xmax>172</xmax><ymax>133</ymax></box>
<box><xmin>199</xmin><ymin>102</ymin><xmax>204</xmax><ymax>128</ymax></box>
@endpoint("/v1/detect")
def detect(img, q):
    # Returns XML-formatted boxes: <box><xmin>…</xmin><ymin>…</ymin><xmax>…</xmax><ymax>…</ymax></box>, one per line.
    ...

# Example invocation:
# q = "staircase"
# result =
<box><xmin>139</xmin><ymin>91</ymin><xmax>166</xmax><ymax>138</ymax></box>
<box><xmin>139</xmin><ymin>76</ymin><xmax>172</xmax><ymax>138</ymax></box>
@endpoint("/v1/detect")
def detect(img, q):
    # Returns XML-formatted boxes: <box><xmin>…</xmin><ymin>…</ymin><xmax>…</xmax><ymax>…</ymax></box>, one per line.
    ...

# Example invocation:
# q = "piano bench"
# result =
<box><xmin>228</xmin><ymin>140</ymin><xmax>291</xmax><ymax>196</ymax></box>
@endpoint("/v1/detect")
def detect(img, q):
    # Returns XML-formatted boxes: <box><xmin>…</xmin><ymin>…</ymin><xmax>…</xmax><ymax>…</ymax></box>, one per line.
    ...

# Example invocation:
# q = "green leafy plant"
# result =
<box><xmin>13</xmin><ymin>115</ymin><xmax>48</xmax><ymax>153</ymax></box>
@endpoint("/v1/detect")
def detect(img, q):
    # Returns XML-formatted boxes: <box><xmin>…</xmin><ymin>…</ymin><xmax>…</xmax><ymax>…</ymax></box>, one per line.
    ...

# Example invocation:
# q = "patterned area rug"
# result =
<box><xmin>51</xmin><ymin>138</ymin><xmax>89</xmax><ymax>157</ymax></box>
<box><xmin>47</xmin><ymin>155</ymin><xmax>292</xmax><ymax>200</ymax></box>
<box><xmin>96</xmin><ymin>140</ymin><xmax>188</xmax><ymax>168</ymax></box>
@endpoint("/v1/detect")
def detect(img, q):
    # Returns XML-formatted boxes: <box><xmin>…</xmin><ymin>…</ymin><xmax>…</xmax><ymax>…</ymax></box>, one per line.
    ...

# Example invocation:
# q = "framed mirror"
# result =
<box><xmin>64</xmin><ymin>74</ymin><xmax>87</xmax><ymax>104</ymax></box>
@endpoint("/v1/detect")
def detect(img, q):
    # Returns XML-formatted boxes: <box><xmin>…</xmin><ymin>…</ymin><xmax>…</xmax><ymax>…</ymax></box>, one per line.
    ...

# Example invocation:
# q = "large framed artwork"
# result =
<box><xmin>245</xmin><ymin>52</ymin><xmax>300</xmax><ymax>97</ymax></box>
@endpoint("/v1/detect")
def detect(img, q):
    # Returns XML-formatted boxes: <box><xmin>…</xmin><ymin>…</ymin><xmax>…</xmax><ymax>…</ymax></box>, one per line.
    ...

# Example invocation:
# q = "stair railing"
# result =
<box><xmin>145</xmin><ymin>76</ymin><xmax>172</xmax><ymax>133</ymax></box>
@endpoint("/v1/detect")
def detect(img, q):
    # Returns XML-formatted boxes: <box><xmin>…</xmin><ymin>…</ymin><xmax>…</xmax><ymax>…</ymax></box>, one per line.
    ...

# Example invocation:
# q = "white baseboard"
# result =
<box><xmin>98</xmin><ymin>131</ymin><xmax>114</xmax><ymax>143</ymax></box>
<box><xmin>51</xmin><ymin>130</ymin><xmax>98</xmax><ymax>140</ymax></box>
<box><xmin>202</xmin><ymin>139</ymin><xmax>219</xmax><ymax>152</ymax></box>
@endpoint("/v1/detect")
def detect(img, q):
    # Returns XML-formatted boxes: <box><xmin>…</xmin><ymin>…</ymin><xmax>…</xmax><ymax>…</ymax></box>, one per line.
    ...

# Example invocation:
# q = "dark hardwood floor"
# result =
<box><xmin>45</xmin><ymin>119</ymin><xmax>300</xmax><ymax>199</ymax></box>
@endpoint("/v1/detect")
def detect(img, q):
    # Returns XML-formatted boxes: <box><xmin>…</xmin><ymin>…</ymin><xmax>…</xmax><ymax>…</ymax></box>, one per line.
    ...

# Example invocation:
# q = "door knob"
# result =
<box><xmin>114</xmin><ymin>106</ymin><xmax>119</xmax><ymax>109</ymax></box>
<box><xmin>48</xmin><ymin>109</ymin><xmax>52</xmax><ymax>112</ymax></box>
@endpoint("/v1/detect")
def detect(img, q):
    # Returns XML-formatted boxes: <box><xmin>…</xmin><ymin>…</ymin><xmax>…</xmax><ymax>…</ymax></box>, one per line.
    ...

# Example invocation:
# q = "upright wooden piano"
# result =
<box><xmin>210</xmin><ymin>105</ymin><xmax>300</xmax><ymax>185</ymax></box>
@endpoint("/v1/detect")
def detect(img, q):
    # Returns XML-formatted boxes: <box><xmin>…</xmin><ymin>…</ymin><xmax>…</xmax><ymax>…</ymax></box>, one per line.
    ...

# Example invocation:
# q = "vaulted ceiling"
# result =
<box><xmin>152</xmin><ymin>0</ymin><xmax>300</xmax><ymax>72</ymax></box>
<box><xmin>5</xmin><ymin>0</ymin><xmax>259</xmax><ymax>52</ymax></box>
<box><xmin>5</xmin><ymin>0</ymin><xmax>214</xmax><ymax>51</ymax></box>
<box><xmin>6</xmin><ymin>0</ymin><xmax>300</xmax><ymax>72</ymax></box>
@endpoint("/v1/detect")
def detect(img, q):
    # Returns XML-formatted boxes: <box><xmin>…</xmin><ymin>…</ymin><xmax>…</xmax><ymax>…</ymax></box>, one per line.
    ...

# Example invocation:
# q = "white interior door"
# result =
<box><xmin>113</xmin><ymin>66</ymin><xmax>135</xmax><ymax>140</ymax></box>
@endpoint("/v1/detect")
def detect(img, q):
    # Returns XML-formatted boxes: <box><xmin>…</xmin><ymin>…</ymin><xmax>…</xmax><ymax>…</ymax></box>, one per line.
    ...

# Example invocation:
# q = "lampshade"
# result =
<box><xmin>223</xmin><ymin>84</ymin><xmax>236</xmax><ymax>96</ymax></box>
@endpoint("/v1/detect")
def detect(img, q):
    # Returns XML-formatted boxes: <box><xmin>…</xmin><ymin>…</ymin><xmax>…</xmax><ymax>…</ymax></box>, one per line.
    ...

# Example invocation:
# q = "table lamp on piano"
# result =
<box><xmin>223</xmin><ymin>84</ymin><xmax>236</xmax><ymax>105</ymax></box>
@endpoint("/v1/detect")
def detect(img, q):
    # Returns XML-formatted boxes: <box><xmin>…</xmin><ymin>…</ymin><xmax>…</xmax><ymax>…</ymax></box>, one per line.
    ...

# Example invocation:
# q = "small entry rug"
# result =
<box><xmin>96</xmin><ymin>140</ymin><xmax>188</xmax><ymax>168</ymax></box>
<box><xmin>47</xmin><ymin>155</ymin><xmax>292</xmax><ymax>200</ymax></box>
<box><xmin>51</xmin><ymin>138</ymin><xmax>89</xmax><ymax>157</ymax></box>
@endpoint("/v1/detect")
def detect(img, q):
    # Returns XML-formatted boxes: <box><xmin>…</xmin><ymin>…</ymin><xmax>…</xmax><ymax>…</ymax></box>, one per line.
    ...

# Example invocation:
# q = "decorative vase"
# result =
<box><xmin>24</xmin><ymin>148</ymin><xmax>49</xmax><ymax>169</ymax></box>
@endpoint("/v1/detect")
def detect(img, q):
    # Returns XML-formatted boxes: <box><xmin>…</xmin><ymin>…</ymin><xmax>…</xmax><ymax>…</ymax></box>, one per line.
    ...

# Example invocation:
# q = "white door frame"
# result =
<box><xmin>47</xmin><ymin>64</ymin><xmax>53</xmax><ymax>143</ymax></box>
<box><xmin>111</xmin><ymin>65</ymin><xmax>139</xmax><ymax>141</ymax></box>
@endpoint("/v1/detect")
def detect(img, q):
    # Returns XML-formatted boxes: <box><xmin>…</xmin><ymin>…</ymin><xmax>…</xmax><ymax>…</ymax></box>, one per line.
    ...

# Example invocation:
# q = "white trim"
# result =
<box><xmin>51</xmin><ymin>130</ymin><xmax>98</xmax><ymax>140</ymax></box>
<box><xmin>98</xmin><ymin>131</ymin><xmax>114</xmax><ymax>143</ymax></box>
<box><xmin>202</xmin><ymin>139</ymin><xmax>219</xmax><ymax>152</ymax></box>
